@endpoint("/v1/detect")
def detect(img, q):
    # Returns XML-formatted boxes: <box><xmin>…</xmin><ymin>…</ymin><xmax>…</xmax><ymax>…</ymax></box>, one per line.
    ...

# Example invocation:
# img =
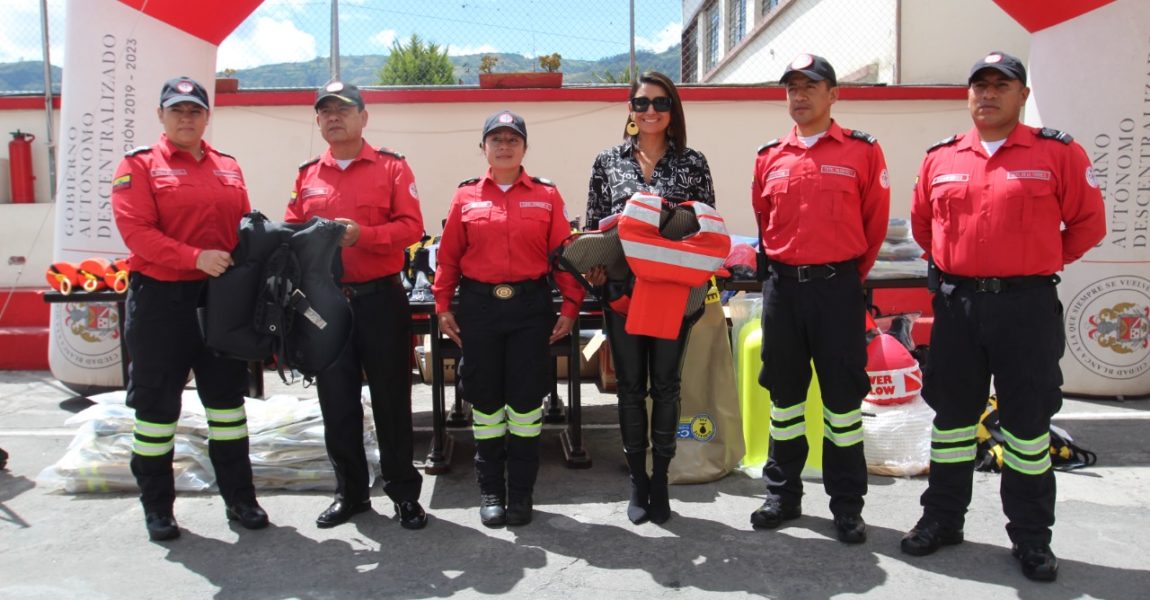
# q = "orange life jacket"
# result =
<box><xmin>617</xmin><ymin>194</ymin><xmax>730</xmax><ymax>339</ymax></box>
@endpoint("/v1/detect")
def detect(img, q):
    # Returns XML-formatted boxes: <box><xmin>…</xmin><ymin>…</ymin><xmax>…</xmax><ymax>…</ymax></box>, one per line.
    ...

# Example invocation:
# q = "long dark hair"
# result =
<box><xmin>624</xmin><ymin>70</ymin><xmax>687</xmax><ymax>155</ymax></box>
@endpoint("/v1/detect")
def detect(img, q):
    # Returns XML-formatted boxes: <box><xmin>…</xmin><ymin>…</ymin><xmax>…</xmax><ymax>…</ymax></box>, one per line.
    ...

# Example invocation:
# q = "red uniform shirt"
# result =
<box><xmin>433</xmin><ymin>169</ymin><xmax>583</xmax><ymax>319</ymax></box>
<box><xmin>911</xmin><ymin>125</ymin><xmax>1106</xmax><ymax>277</ymax></box>
<box><xmin>286</xmin><ymin>140</ymin><xmax>424</xmax><ymax>283</ymax></box>
<box><xmin>111</xmin><ymin>134</ymin><xmax>251</xmax><ymax>282</ymax></box>
<box><xmin>752</xmin><ymin>121</ymin><xmax>890</xmax><ymax>279</ymax></box>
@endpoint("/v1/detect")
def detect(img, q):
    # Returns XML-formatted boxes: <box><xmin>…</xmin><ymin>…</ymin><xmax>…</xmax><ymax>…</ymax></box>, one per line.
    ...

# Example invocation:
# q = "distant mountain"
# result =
<box><xmin>0</xmin><ymin>46</ymin><xmax>680</xmax><ymax>94</ymax></box>
<box><xmin>232</xmin><ymin>46</ymin><xmax>681</xmax><ymax>88</ymax></box>
<box><xmin>0</xmin><ymin>61</ymin><xmax>62</xmax><ymax>94</ymax></box>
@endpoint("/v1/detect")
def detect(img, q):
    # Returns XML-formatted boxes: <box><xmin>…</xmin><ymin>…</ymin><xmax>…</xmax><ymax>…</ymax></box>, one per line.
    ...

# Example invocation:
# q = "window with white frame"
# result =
<box><xmin>706</xmin><ymin>1</ymin><xmax>720</xmax><ymax>71</ymax></box>
<box><xmin>728</xmin><ymin>0</ymin><xmax>747</xmax><ymax>49</ymax></box>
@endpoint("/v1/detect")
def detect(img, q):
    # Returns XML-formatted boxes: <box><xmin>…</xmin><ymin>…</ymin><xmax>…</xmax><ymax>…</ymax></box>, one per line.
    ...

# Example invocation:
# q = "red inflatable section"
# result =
<box><xmin>992</xmin><ymin>0</ymin><xmax>1116</xmax><ymax>32</ymax></box>
<box><xmin>865</xmin><ymin>334</ymin><xmax>922</xmax><ymax>406</ymax></box>
<box><xmin>117</xmin><ymin>0</ymin><xmax>264</xmax><ymax>45</ymax></box>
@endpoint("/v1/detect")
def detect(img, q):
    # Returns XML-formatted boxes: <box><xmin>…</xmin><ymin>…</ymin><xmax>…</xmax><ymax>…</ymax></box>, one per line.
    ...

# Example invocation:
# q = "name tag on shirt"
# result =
<box><xmin>931</xmin><ymin>173</ymin><xmax>970</xmax><ymax>186</ymax></box>
<box><xmin>766</xmin><ymin>169</ymin><xmax>789</xmax><ymax>182</ymax></box>
<box><xmin>1006</xmin><ymin>170</ymin><xmax>1052</xmax><ymax>181</ymax></box>
<box><xmin>519</xmin><ymin>201</ymin><xmax>552</xmax><ymax>211</ymax></box>
<box><xmin>213</xmin><ymin>169</ymin><xmax>243</xmax><ymax>179</ymax></box>
<box><xmin>462</xmin><ymin>200</ymin><xmax>493</xmax><ymax>213</ymax></box>
<box><xmin>301</xmin><ymin>187</ymin><xmax>328</xmax><ymax>199</ymax></box>
<box><xmin>150</xmin><ymin>168</ymin><xmax>187</xmax><ymax>177</ymax></box>
<box><xmin>820</xmin><ymin>165</ymin><xmax>857</xmax><ymax>178</ymax></box>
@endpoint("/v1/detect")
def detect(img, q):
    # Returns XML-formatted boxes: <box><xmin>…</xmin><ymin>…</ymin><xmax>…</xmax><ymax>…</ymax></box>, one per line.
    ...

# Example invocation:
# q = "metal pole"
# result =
<box><xmin>629</xmin><ymin>0</ymin><xmax>636</xmax><ymax>85</ymax></box>
<box><xmin>330</xmin><ymin>0</ymin><xmax>340</xmax><ymax>79</ymax></box>
<box><xmin>40</xmin><ymin>0</ymin><xmax>57</xmax><ymax>201</ymax></box>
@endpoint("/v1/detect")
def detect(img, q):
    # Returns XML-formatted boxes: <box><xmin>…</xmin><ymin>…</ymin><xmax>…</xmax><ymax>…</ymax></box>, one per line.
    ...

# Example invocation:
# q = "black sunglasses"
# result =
<box><xmin>630</xmin><ymin>96</ymin><xmax>673</xmax><ymax>113</ymax></box>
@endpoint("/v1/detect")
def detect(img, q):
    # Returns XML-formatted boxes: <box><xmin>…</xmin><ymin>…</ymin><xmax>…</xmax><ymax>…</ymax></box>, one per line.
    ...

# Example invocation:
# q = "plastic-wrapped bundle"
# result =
<box><xmin>37</xmin><ymin>425</ymin><xmax>214</xmax><ymax>493</ymax></box>
<box><xmin>886</xmin><ymin>217</ymin><xmax>911</xmax><ymax>242</ymax></box>
<box><xmin>38</xmin><ymin>392</ymin><xmax>380</xmax><ymax>493</ymax></box>
<box><xmin>878</xmin><ymin>239</ymin><xmax>925</xmax><ymax>261</ymax></box>
<box><xmin>868</xmin><ymin>257</ymin><xmax>929</xmax><ymax>279</ymax></box>
<box><xmin>861</xmin><ymin>396</ymin><xmax>935</xmax><ymax>476</ymax></box>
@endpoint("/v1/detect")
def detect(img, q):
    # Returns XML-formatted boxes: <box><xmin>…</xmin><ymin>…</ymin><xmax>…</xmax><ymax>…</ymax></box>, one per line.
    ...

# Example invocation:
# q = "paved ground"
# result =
<box><xmin>1</xmin><ymin>369</ymin><xmax>1149</xmax><ymax>599</ymax></box>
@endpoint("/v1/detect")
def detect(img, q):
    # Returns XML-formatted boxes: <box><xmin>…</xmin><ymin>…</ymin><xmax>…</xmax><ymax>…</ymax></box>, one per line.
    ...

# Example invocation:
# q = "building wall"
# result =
<box><xmin>688</xmin><ymin>0</ymin><xmax>1030</xmax><ymax>85</ymax></box>
<box><xmin>0</xmin><ymin>93</ymin><xmax>971</xmax><ymax>287</ymax></box>
<box><xmin>692</xmin><ymin>0</ymin><xmax>898</xmax><ymax>84</ymax></box>
<box><xmin>900</xmin><ymin>0</ymin><xmax>1030</xmax><ymax>84</ymax></box>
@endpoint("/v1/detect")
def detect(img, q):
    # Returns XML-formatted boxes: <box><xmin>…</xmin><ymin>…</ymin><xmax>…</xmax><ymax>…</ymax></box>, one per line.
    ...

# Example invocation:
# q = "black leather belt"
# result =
<box><xmin>769</xmin><ymin>260</ymin><xmax>856</xmax><ymax>283</ymax></box>
<box><xmin>941</xmin><ymin>273</ymin><xmax>1060</xmax><ymax>294</ymax></box>
<box><xmin>461</xmin><ymin>277</ymin><xmax>548</xmax><ymax>300</ymax></box>
<box><xmin>341</xmin><ymin>273</ymin><xmax>402</xmax><ymax>298</ymax></box>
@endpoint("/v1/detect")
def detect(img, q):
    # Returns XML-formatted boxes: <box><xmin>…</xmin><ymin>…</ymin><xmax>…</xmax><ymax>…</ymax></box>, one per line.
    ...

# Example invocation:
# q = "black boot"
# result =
<box><xmin>624</xmin><ymin>451</ymin><xmax>650</xmax><ymax>524</ymax></box>
<box><xmin>648</xmin><ymin>453</ymin><xmax>672</xmax><ymax>524</ymax></box>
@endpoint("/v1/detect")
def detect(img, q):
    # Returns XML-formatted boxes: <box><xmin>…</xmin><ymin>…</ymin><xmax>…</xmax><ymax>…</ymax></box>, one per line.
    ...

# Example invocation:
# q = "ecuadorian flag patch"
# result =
<box><xmin>113</xmin><ymin>174</ymin><xmax>132</xmax><ymax>190</ymax></box>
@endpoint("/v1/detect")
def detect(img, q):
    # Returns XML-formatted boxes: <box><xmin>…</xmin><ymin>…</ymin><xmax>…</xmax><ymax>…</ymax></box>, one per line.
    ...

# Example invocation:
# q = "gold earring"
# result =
<box><xmin>626</xmin><ymin>119</ymin><xmax>639</xmax><ymax>136</ymax></box>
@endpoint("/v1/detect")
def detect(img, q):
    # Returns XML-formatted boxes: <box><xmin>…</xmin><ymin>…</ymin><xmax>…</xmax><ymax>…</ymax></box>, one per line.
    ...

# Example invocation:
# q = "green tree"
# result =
<box><xmin>595</xmin><ymin>65</ymin><xmax>633</xmax><ymax>84</ymax></box>
<box><xmin>378</xmin><ymin>34</ymin><xmax>454</xmax><ymax>85</ymax></box>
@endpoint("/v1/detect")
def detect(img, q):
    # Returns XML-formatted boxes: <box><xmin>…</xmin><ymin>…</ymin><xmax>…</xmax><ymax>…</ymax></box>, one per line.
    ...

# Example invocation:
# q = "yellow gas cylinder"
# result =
<box><xmin>737</xmin><ymin>321</ymin><xmax>824</xmax><ymax>472</ymax></box>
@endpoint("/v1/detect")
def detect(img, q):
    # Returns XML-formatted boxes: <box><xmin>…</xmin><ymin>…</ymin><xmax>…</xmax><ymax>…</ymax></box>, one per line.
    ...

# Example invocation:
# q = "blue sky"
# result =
<box><xmin>3</xmin><ymin>1</ymin><xmax>683</xmax><ymax>70</ymax></box>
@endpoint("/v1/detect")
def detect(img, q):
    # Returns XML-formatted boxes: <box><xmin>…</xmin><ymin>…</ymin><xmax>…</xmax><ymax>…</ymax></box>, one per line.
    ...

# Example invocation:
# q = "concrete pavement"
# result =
<box><xmin>1</xmin><ymin>369</ymin><xmax>1149</xmax><ymax>599</ymax></box>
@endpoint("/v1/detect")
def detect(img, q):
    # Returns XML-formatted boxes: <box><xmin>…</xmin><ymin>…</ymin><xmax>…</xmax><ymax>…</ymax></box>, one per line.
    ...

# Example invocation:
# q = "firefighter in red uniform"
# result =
<box><xmin>112</xmin><ymin>76</ymin><xmax>268</xmax><ymax>541</ymax></box>
<box><xmin>750</xmin><ymin>55</ymin><xmax>890</xmax><ymax>543</ymax></box>
<box><xmin>902</xmin><ymin>52</ymin><xmax>1106</xmax><ymax>582</ymax></box>
<box><xmin>288</xmin><ymin>81</ymin><xmax>428</xmax><ymax>530</ymax></box>
<box><xmin>433</xmin><ymin>110</ymin><xmax>583</xmax><ymax>527</ymax></box>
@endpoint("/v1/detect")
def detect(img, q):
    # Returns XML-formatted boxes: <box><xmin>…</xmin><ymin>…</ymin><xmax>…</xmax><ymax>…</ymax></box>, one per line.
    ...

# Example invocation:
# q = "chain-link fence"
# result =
<box><xmin>682</xmin><ymin>0</ymin><xmax>897</xmax><ymax>85</ymax></box>
<box><xmin>2</xmin><ymin>0</ymin><xmax>900</xmax><ymax>94</ymax></box>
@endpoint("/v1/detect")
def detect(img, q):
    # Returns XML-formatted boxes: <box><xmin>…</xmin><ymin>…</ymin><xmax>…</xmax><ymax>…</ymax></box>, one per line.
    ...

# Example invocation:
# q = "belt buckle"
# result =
<box><xmin>976</xmin><ymin>278</ymin><xmax>1003</xmax><ymax>294</ymax></box>
<box><xmin>492</xmin><ymin>284</ymin><xmax>516</xmax><ymax>300</ymax></box>
<box><xmin>796</xmin><ymin>265</ymin><xmax>811</xmax><ymax>283</ymax></box>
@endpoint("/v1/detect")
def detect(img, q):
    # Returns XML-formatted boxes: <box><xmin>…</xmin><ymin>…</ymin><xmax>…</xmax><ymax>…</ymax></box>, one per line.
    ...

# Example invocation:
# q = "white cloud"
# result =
<box><xmin>448</xmin><ymin>44</ymin><xmax>498</xmax><ymax>57</ymax></box>
<box><xmin>0</xmin><ymin>0</ymin><xmax>66</xmax><ymax>64</ymax></box>
<box><xmin>370</xmin><ymin>29</ymin><xmax>397</xmax><ymax>49</ymax></box>
<box><xmin>635</xmin><ymin>22</ymin><xmax>682</xmax><ymax>54</ymax></box>
<box><xmin>216</xmin><ymin>17</ymin><xmax>316</xmax><ymax>70</ymax></box>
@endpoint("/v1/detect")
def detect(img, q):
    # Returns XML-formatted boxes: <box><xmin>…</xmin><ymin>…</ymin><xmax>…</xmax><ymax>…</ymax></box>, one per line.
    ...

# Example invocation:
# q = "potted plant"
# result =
<box><xmin>215</xmin><ymin>68</ymin><xmax>239</xmax><ymax>94</ymax></box>
<box><xmin>478</xmin><ymin>53</ymin><xmax>563</xmax><ymax>89</ymax></box>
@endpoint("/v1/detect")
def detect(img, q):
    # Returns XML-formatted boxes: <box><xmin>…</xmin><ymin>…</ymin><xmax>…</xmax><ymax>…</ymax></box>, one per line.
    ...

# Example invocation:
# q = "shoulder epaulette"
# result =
<box><xmin>216</xmin><ymin>150</ymin><xmax>236</xmax><ymax>160</ymax></box>
<box><xmin>1037</xmin><ymin>127</ymin><xmax>1073</xmax><ymax>144</ymax></box>
<box><xmin>927</xmin><ymin>135</ymin><xmax>959</xmax><ymax>153</ymax></box>
<box><xmin>757</xmin><ymin>139</ymin><xmax>781</xmax><ymax>154</ymax></box>
<box><xmin>848</xmin><ymin>129</ymin><xmax>877</xmax><ymax>144</ymax></box>
<box><xmin>125</xmin><ymin>146</ymin><xmax>152</xmax><ymax>157</ymax></box>
<box><xmin>457</xmin><ymin>177</ymin><xmax>480</xmax><ymax>188</ymax></box>
<box><xmin>532</xmin><ymin>176</ymin><xmax>556</xmax><ymax>187</ymax></box>
<box><xmin>378</xmin><ymin>148</ymin><xmax>406</xmax><ymax>160</ymax></box>
<box><xmin>298</xmin><ymin>157</ymin><xmax>320</xmax><ymax>170</ymax></box>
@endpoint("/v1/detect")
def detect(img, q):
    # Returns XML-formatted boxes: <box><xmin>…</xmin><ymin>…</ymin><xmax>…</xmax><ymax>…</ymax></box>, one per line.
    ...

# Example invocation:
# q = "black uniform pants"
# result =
<box><xmin>604</xmin><ymin>309</ymin><xmax>694</xmax><ymax>459</ymax></box>
<box><xmin>921</xmin><ymin>283</ymin><xmax>1063</xmax><ymax>545</ymax></box>
<box><xmin>317</xmin><ymin>280</ymin><xmax>422</xmax><ymax>504</ymax></box>
<box><xmin>125</xmin><ymin>275</ymin><xmax>254</xmax><ymax>513</ymax></box>
<box><xmin>758</xmin><ymin>266</ymin><xmax>869</xmax><ymax>515</ymax></box>
<box><xmin>456</xmin><ymin>282</ymin><xmax>554</xmax><ymax>499</ymax></box>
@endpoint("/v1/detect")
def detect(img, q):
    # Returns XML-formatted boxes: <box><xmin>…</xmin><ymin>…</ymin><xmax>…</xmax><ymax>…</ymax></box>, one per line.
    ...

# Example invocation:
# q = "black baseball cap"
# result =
<box><xmin>315</xmin><ymin>80</ymin><xmax>365</xmax><ymax>110</ymax></box>
<box><xmin>482</xmin><ymin>110</ymin><xmax>527</xmax><ymax>141</ymax></box>
<box><xmin>968</xmin><ymin>51</ymin><xmax>1027</xmax><ymax>85</ymax></box>
<box><xmin>160</xmin><ymin>77</ymin><xmax>209</xmax><ymax>109</ymax></box>
<box><xmin>780</xmin><ymin>54</ymin><xmax>837</xmax><ymax>87</ymax></box>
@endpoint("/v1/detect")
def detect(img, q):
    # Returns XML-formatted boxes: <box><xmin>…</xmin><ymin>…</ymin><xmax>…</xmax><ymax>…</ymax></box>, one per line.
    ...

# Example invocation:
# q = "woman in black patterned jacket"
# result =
<box><xmin>585</xmin><ymin>70</ymin><xmax>715</xmax><ymax>525</ymax></box>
